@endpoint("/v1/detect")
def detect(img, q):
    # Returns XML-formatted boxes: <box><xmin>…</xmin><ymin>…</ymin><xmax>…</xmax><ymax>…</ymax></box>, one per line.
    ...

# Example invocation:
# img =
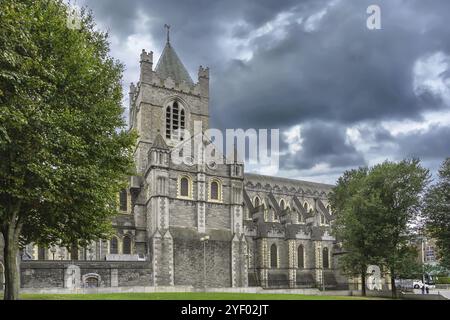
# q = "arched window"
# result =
<box><xmin>123</xmin><ymin>235</ymin><xmax>132</xmax><ymax>255</ymax></box>
<box><xmin>270</xmin><ymin>244</ymin><xmax>278</xmax><ymax>268</ymax></box>
<box><xmin>298</xmin><ymin>212</ymin><xmax>304</xmax><ymax>223</ymax></box>
<box><xmin>323</xmin><ymin>247</ymin><xmax>329</xmax><ymax>269</ymax></box>
<box><xmin>280</xmin><ymin>199</ymin><xmax>285</xmax><ymax>211</ymax></box>
<box><xmin>180</xmin><ymin>177</ymin><xmax>190</xmax><ymax>198</ymax></box>
<box><xmin>38</xmin><ymin>246</ymin><xmax>46</xmax><ymax>260</ymax></box>
<box><xmin>304</xmin><ymin>202</ymin><xmax>309</xmax><ymax>211</ymax></box>
<box><xmin>110</xmin><ymin>237</ymin><xmax>119</xmax><ymax>254</ymax></box>
<box><xmin>298</xmin><ymin>245</ymin><xmax>304</xmax><ymax>269</ymax></box>
<box><xmin>119</xmin><ymin>189</ymin><xmax>127</xmax><ymax>212</ymax></box>
<box><xmin>166</xmin><ymin>101</ymin><xmax>186</xmax><ymax>141</ymax></box>
<box><xmin>254</xmin><ymin>196</ymin><xmax>260</xmax><ymax>208</ymax></box>
<box><xmin>85</xmin><ymin>277</ymin><xmax>99</xmax><ymax>288</ymax></box>
<box><xmin>320</xmin><ymin>214</ymin><xmax>326</xmax><ymax>225</ymax></box>
<box><xmin>83</xmin><ymin>274</ymin><xmax>101</xmax><ymax>288</ymax></box>
<box><xmin>210</xmin><ymin>181</ymin><xmax>220</xmax><ymax>201</ymax></box>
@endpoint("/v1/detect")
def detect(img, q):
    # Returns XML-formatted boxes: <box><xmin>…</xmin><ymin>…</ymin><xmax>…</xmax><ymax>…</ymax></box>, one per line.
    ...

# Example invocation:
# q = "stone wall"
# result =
<box><xmin>20</xmin><ymin>261</ymin><xmax>152</xmax><ymax>289</ymax></box>
<box><xmin>173</xmin><ymin>239</ymin><xmax>231</xmax><ymax>287</ymax></box>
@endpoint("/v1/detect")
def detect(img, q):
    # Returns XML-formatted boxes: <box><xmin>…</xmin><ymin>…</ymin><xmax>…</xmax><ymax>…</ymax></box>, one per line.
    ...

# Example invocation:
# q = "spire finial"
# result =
<box><xmin>164</xmin><ymin>24</ymin><xmax>171</xmax><ymax>44</ymax></box>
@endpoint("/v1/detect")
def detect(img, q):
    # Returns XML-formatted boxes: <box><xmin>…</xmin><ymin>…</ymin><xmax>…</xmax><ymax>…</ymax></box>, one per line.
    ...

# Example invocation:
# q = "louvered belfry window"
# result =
<box><xmin>166</xmin><ymin>101</ymin><xmax>185</xmax><ymax>140</ymax></box>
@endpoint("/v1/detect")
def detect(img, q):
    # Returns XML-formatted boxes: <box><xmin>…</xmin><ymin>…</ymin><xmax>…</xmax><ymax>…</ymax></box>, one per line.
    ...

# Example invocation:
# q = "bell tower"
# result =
<box><xmin>129</xmin><ymin>27</ymin><xmax>210</xmax><ymax>174</ymax></box>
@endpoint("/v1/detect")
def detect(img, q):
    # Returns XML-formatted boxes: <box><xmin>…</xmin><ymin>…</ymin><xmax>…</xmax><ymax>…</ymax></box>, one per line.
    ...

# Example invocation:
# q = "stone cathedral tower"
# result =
<box><xmin>19</xmin><ymin>30</ymin><xmax>347</xmax><ymax>292</ymax></box>
<box><xmin>128</xmin><ymin>32</ymin><xmax>248</xmax><ymax>287</ymax></box>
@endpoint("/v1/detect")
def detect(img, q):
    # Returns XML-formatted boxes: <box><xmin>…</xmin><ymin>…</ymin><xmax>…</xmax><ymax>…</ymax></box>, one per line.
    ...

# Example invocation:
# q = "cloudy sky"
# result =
<box><xmin>77</xmin><ymin>0</ymin><xmax>450</xmax><ymax>184</ymax></box>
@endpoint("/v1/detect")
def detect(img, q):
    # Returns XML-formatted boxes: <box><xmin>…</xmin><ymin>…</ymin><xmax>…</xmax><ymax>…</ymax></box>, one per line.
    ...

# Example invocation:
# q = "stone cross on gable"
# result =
<box><xmin>164</xmin><ymin>24</ymin><xmax>171</xmax><ymax>44</ymax></box>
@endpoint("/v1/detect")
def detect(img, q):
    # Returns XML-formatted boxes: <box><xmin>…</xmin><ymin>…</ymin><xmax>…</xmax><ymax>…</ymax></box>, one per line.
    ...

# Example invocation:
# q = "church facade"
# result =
<box><xmin>4</xmin><ymin>37</ymin><xmax>345</xmax><ymax>290</ymax></box>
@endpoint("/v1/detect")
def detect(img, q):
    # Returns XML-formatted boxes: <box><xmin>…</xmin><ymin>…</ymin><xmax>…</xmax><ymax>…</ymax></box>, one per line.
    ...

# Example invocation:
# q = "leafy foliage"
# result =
<box><xmin>330</xmin><ymin>159</ymin><xmax>430</xmax><ymax>296</ymax></box>
<box><xmin>0</xmin><ymin>0</ymin><xmax>137</xmax><ymax>299</ymax></box>
<box><xmin>424</xmin><ymin>158</ymin><xmax>450</xmax><ymax>269</ymax></box>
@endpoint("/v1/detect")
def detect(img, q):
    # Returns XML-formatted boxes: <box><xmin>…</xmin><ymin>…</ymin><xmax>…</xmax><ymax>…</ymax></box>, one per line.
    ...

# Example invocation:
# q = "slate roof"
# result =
<box><xmin>244</xmin><ymin>173</ymin><xmax>333</xmax><ymax>193</ymax></box>
<box><xmin>155</xmin><ymin>43</ymin><xmax>194</xmax><ymax>85</ymax></box>
<box><xmin>151</xmin><ymin>133</ymin><xmax>170</xmax><ymax>150</ymax></box>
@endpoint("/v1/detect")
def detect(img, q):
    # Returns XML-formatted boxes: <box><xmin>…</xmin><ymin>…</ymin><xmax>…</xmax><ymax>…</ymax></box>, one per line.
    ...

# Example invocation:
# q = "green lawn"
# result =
<box><xmin>1</xmin><ymin>292</ymin><xmax>382</xmax><ymax>300</ymax></box>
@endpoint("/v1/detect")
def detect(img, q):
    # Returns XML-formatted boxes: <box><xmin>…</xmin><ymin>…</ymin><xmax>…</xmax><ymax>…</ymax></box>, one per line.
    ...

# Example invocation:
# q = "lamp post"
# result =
<box><xmin>200</xmin><ymin>235</ymin><xmax>210</xmax><ymax>290</ymax></box>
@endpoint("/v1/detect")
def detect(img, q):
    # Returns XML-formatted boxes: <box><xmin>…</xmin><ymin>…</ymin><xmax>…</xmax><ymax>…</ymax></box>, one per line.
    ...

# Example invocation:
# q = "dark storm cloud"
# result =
<box><xmin>78</xmin><ymin>0</ymin><xmax>450</xmax><ymax>179</ymax></box>
<box><xmin>281</xmin><ymin>122</ymin><xmax>366</xmax><ymax>170</ymax></box>
<box><xmin>213</xmin><ymin>0</ymin><xmax>450</xmax><ymax>130</ymax></box>
<box><xmin>397</xmin><ymin>125</ymin><xmax>450</xmax><ymax>161</ymax></box>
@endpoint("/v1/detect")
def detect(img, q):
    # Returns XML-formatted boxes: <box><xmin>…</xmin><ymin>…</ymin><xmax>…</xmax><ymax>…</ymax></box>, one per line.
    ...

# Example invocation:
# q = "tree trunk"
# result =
<box><xmin>361</xmin><ymin>272</ymin><xmax>366</xmax><ymax>296</ymax></box>
<box><xmin>390</xmin><ymin>272</ymin><xmax>397</xmax><ymax>299</ymax></box>
<box><xmin>3</xmin><ymin>229</ymin><xmax>20</xmax><ymax>300</ymax></box>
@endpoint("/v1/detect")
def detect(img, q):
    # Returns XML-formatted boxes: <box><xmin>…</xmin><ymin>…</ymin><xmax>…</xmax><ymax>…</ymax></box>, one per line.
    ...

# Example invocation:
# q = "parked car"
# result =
<box><xmin>412</xmin><ymin>280</ymin><xmax>435</xmax><ymax>289</ymax></box>
<box><xmin>395</xmin><ymin>279</ymin><xmax>435</xmax><ymax>290</ymax></box>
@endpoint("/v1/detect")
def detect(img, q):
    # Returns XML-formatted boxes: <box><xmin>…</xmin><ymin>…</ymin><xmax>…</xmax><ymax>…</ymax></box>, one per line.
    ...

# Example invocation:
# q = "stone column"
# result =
<box><xmin>258</xmin><ymin>238</ymin><xmax>269</xmax><ymax>287</ymax></box>
<box><xmin>240</xmin><ymin>235</ymin><xmax>249</xmax><ymax>287</ymax></box>
<box><xmin>288</xmin><ymin>240</ymin><xmax>297</xmax><ymax>288</ymax></box>
<box><xmin>197</xmin><ymin>173</ymin><xmax>206</xmax><ymax>233</ymax></box>
<box><xmin>162</xmin><ymin>230</ymin><xmax>174</xmax><ymax>286</ymax></box>
<box><xmin>111</xmin><ymin>269</ymin><xmax>119</xmax><ymax>287</ymax></box>
<box><xmin>315</xmin><ymin>241</ymin><xmax>323</xmax><ymax>286</ymax></box>
<box><xmin>231</xmin><ymin>234</ymin><xmax>241</xmax><ymax>287</ymax></box>
<box><xmin>152</xmin><ymin>230</ymin><xmax>162</xmax><ymax>286</ymax></box>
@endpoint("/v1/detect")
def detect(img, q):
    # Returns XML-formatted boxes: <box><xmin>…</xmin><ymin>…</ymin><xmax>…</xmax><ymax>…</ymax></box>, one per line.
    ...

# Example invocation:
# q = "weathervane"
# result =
<box><xmin>164</xmin><ymin>24</ymin><xmax>171</xmax><ymax>44</ymax></box>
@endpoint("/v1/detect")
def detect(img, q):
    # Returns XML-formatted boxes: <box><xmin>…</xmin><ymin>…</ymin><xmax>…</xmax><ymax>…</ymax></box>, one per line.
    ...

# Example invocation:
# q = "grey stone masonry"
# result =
<box><xmin>22</xmin><ymin>37</ymin><xmax>346</xmax><ymax>291</ymax></box>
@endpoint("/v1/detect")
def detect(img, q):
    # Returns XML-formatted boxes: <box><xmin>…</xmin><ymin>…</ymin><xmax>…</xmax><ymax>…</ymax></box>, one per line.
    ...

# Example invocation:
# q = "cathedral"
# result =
<box><xmin>1</xmin><ymin>35</ymin><xmax>345</xmax><ymax>291</ymax></box>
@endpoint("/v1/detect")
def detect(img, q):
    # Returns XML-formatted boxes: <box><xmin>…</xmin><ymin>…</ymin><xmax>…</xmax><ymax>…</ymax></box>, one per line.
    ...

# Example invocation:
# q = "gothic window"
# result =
<box><xmin>119</xmin><ymin>189</ymin><xmax>127</xmax><ymax>212</ymax></box>
<box><xmin>254</xmin><ymin>196</ymin><xmax>260</xmax><ymax>208</ymax></box>
<box><xmin>166</xmin><ymin>101</ymin><xmax>185</xmax><ymax>141</ymax></box>
<box><xmin>210</xmin><ymin>181</ymin><xmax>220</xmax><ymax>201</ymax></box>
<box><xmin>38</xmin><ymin>246</ymin><xmax>46</xmax><ymax>260</ymax></box>
<box><xmin>323</xmin><ymin>247</ymin><xmax>329</xmax><ymax>269</ymax></box>
<box><xmin>85</xmin><ymin>277</ymin><xmax>99</xmax><ymax>288</ymax></box>
<box><xmin>280</xmin><ymin>199</ymin><xmax>285</xmax><ymax>211</ymax></box>
<box><xmin>320</xmin><ymin>213</ymin><xmax>326</xmax><ymax>225</ymax></box>
<box><xmin>123</xmin><ymin>235</ymin><xmax>132</xmax><ymax>255</ymax></box>
<box><xmin>110</xmin><ymin>237</ymin><xmax>119</xmax><ymax>254</ymax></box>
<box><xmin>304</xmin><ymin>202</ymin><xmax>309</xmax><ymax>211</ymax></box>
<box><xmin>270</xmin><ymin>244</ymin><xmax>278</xmax><ymax>268</ymax></box>
<box><xmin>157</xmin><ymin>177</ymin><xmax>166</xmax><ymax>194</ymax></box>
<box><xmin>180</xmin><ymin>177</ymin><xmax>190</xmax><ymax>198</ymax></box>
<box><xmin>298</xmin><ymin>245</ymin><xmax>304</xmax><ymax>269</ymax></box>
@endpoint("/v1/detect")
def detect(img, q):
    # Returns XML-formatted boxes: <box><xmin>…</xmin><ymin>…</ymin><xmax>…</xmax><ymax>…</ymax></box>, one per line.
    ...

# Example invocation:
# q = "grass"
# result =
<box><xmin>0</xmin><ymin>292</ymin><xmax>383</xmax><ymax>300</ymax></box>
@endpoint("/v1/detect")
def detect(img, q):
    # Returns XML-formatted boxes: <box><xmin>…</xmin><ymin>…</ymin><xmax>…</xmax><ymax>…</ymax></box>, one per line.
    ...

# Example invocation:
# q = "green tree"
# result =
<box><xmin>365</xmin><ymin>159</ymin><xmax>430</xmax><ymax>298</ymax></box>
<box><xmin>424</xmin><ymin>158</ymin><xmax>450</xmax><ymax>269</ymax></box>
<box><xmin>0</xmin><ymin>0</ymin><xmax>137</xmax><ymax>300</ymax></box>
<box><xmin>329</xmin><ymin>167</ymin><xmax>384</xmax><ymax>296</ymax></box>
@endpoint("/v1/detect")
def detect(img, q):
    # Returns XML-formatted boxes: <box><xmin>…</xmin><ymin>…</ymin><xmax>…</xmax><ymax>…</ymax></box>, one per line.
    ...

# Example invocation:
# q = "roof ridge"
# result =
<box><xmin>244</xmin><ymin>173</ymin><xmax>334</xmax><ymax>188</ymax></box>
